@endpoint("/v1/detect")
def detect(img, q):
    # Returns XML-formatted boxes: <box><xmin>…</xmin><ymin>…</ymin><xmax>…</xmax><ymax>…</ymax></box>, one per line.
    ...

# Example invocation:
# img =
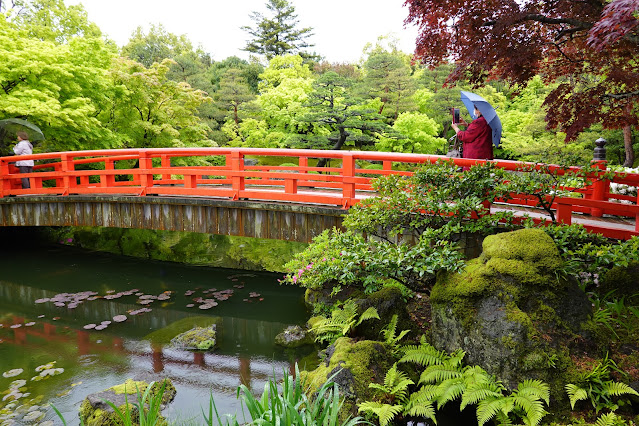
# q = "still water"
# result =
<box><xmin>0</xmin><ymin>236</ymin><xmax>311</xmax><ymax>425</ymax></box>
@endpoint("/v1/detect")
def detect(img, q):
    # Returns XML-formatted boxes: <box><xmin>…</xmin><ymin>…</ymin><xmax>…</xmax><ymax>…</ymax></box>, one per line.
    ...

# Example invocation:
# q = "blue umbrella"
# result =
<box><xmin>460</xmin><ymin>91</ymin><xmax>502</xmax><ymax>148</ymax></box>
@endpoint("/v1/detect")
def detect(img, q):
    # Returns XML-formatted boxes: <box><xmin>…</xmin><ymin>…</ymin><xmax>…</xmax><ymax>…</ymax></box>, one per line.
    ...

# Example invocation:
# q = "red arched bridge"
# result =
<box><xmin>1</xmin><ymin>147</ymin><xmax>638</xmax><ymax>241</ymax></box>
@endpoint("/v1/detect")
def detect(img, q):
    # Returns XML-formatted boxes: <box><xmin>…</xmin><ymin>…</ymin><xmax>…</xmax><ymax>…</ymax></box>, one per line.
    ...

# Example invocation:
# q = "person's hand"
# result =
<box><xmin>459</xmin><ymin>118</ymin><xmax>468</xmax><ymax>126</ymax></box>
<box><xmin>451</xmin><ymin>123</ymin><xmax>460</xmax><ymax>133</ymax></box>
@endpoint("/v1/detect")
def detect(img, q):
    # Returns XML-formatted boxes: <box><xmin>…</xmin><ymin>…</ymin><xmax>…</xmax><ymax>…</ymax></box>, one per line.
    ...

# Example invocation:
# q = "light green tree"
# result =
<box><xmin>216</xmin><ymin>68</ymin><xmax>256</xmax><ymax>125</ymax></box>
<box><xmin>104</xmin><ymin>58</ymin><xmax>213</xmax><ymax>149</ymax></box>
<box><xmin>376</xmin><ymin>112</ymin><xmax>447</xmax><ymax>154</ymax></box>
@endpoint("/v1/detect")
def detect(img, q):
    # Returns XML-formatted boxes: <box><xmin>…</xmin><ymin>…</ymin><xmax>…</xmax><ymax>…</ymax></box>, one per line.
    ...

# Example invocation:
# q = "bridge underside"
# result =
<box><xmin>0</xmin><ymin>196</ymin><xmax>345</xmax><ymax>243</ymax></box>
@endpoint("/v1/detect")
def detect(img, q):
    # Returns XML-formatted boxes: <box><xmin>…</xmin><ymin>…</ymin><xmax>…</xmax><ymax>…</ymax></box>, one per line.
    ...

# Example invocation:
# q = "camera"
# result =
<box><xmin>451</xmin><ymin>108</ymin><xmax>460</xmax><ymax>124</ymax></box>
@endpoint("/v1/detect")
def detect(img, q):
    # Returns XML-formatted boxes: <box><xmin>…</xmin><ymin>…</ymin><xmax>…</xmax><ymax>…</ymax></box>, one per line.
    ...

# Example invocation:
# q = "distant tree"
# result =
<box><xmin>405</xmin><ymin>0</ymin><xmax>639</xmax><ymax>165</ymax></box>
<box><xmin>242</xmin><ymin>0</ymin><xmax>317</xmax><ymax>61</ymax></box>
<box><xmin>361</xmin><ymin>50</ymin><xmax>416</xmax><ymax>122</ymax></box>
<box><xmin>105</xmin><ymin>58</ymin><xmax>213</xmax><ymax>149</ymax></box>
<box><xmin>121</xmin><ymin>24</ymin><xmax>194</xmax><ymax>68</ymax></box>
<box><xmin>217</xmin><ymin>68</ymin><xmax>256</xmax><ymax>125</ymax></box>
<box><xmin>297</xmin><ymin>71</ymin><xmax>390</xmax><ymax>164</ymax></box>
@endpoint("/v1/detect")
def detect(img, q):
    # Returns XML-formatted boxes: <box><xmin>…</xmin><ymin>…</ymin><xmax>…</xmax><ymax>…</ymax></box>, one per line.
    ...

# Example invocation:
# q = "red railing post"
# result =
<box><xmin>231</xmin><ymin>150</ymin><xmax>245</xmax><ymax>199</ymax></box>
<box><xmin>556</xmin><ymin>200</ymin><xmax>573</xmax><ymax>225</ymax></box>
<box><xmin>138</xmin><ymin>151</ymin><xmax>153</xmax><ymax>195</ymax></box>
<box><xmin>342</xmin><ymin>154</ymin><xmax>356</xmax><ymax>208</ymax></box>
<box><xmin>590</xmin><ymin>138</ymin><xmax>608</xmax><ymax>217</ymax></box>
<box><xmin>101</xmin><ymin>159</ymin><xmax>115</xmax><ymax>188</ymax></box>
<box><xmin>0</xmin><ymin>159</ymin><xmax>10</xmax><ymax>197</ymax></box>
<box><xmin>161</xmin><ymin>155</ymin><xmax>171</xmax><ymax>181</ymax></box>
<box><xmin>60</xmin><ymin>154</ymin><xmax>75</xmax><ymax>195</ymax></box>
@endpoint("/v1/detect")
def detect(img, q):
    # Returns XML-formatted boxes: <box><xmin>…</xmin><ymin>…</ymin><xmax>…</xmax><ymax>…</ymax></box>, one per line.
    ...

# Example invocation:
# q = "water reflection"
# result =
<box><xmin>0</xmin><ymin>243</ymin><xmax>312</xmax><ymax>425</ymax></box>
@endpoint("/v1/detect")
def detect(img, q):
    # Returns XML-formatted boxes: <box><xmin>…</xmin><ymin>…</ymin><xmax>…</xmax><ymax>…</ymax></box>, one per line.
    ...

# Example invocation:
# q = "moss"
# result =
<box><xmin>302</xmin><ymin>338</ymin><xmax>394</xmax><ymax>417</ymax></box>
<box><xmin>482</xmin><ymin>228</ymin><xmax>562</xmax><ymax>272</ymax></box>
<box><xmin>170</xmin><ymin>326</ymin><xmax>217</xmax><ymax>351</ymax></box>
<box><xmin>144</xmin><ymin>316</ymin><xmax>221</xmax><ymax>345</ymax></box>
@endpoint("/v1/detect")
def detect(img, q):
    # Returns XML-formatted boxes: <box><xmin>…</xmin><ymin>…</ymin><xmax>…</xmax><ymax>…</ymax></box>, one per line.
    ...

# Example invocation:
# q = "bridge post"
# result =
<box><xmin>0</xmin><ymin>158</ymin><xmax>10</xmax><ymax>197</ymax></box>
<box><xmin>590</xmin><ymin>138</ymin><xmax>608</xmax><ymax>217</ymax></box>
<box><xmin>342</xmin><ymin>154</ymin><xmax>356</xmax><ymax>208</ymax></box>
<box><xmin>101</xmin><ymin>160</ymin><xmax>115</xmax><ymax>188</ymax></box>
<box><xmin>231</xmin><ymin>150</ymin><xmax>245</xmax><ymax>198</ymax></box>
<box><xmin>139</xmin><ymin>151</ymin><xmax>154</xmax><ymax>195</ymax></box>
<box><xmin>60</xmin><ymin>154</ymin><xmax>76</xmax><ymax>194</ymax></box>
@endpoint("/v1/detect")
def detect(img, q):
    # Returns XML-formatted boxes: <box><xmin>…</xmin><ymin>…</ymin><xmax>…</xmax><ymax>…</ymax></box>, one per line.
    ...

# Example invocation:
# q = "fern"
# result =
<box><xmin>419</xmin><ymin>363</ymin><xmax>464</xmax><ymax>384</ymax></box>
<box><xmin>399</xmin><ymin>336</ymin><xmax>449</xmax><ymax>367</ymax></box>
<box><xmin>381</xmin><ymin>314</ymin><xmax>410</xmax><ymax>355</ymax></box>
<box><xmin>310</xmin><ymin>300</ymin><xmax>379</xmax><ymax>344</ymax></box>
<box><xmin>595</xmin><ymin>412</ymin><xmax>624</xmax><ymax>426</ymax></box>
<box><xmin>602</xmin><ymin>381</ymin><xmax>639</xmax><ymax>398</ymax></box>
<box><xmin>368</xmin><ymin>363</ymin><xmax>414</xmax><ymax>403</ymax></box>
<box><xmin>565</xmin><ymin>383</ymin><xmax>589</xmax><ymax>410</ymax></box>
<box><xmin>357</xmin><ymin>401</ymin><xmax>403</xmax><ymax>426</ymax></box>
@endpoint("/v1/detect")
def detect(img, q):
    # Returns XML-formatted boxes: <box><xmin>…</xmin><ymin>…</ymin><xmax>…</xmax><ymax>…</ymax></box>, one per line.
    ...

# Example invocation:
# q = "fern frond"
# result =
<box><xmin>602</xmin><ymin>381</ymin><xmax>639</xmax><ymax>398</ymax></box>
<box><xmin>595</xmin><ymin>412</ymin><xmax>621</xmax><ymax>426</ymax></box>
<box><xmin>405</xmin><ymin>387</ymin><xmax>438</xmax><ymax>423</ymax></box>
<box><xmin>420</xmin><ymin>364</ymin><xmax>463</xmax><ymax>384</ymax></box>
<box><xmin>435</xmin><ymin>379</ymin><xmax>465</xmax><ymax>409</ymax></box>
<box><xmin>565</xmin><ymin>383</ymin><xmax>588</xmax><ymax>409</ymax></box>
<box><xmin>381</xmin><ymin>314</ymin><xmax>398</xmax><ymax>342</ymax></box>
<box><xmin>511</xmin><ymin>395</ymin><xmax>547</xmax><ymax>426</ymax></box>
<box><xmin>460</xmin><ymin>381</ymin><xmax>504</xmax><ymax>411</ymax></box>
<box><xmin>408</xmin><ymin>384</ymin><xmax>441</xmax><ymax>405</ymax></box>
<box><xmin>400</xmin><ymin>343</ymin><xmax>448</xmax><ymax>367</ymax></box>
<box><xmin>515</xmin><ymin>379</ymin><xmax>551</xmax><ymax>406</ymax></box>
<box><xmin>357</xmin><ymin>401</ymin><xmax>402</xmax><ymax>426</ymax></box>
<box><xmin>476</xmin><ymin>397</ymin><xmax>510</xmax><ymax>426</ymax></box>
<box><xmin>356</xmin><ymin>307</ymin><xmax>380</xmax><ymax>325</ymax></box>
<box><xmin>405</xmin><ymin>400</ymin><xmax>437</xmax><ymax>423</ymax></box>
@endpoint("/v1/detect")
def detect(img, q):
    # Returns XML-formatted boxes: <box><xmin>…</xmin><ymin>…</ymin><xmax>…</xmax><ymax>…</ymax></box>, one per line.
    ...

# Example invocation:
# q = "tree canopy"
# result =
<box><xmin>242</xmin><ymin>0</ymin><xmax>317</xmax><ymax>61</ymax></box>
<box><xmin>405</xmin><ymin>0</ymin><xmax>639</xmax><ymax>164</ymax></box>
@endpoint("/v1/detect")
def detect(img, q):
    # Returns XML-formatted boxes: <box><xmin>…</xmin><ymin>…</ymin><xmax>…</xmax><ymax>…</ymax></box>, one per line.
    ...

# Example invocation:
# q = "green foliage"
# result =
<box><xmin>309</xmin><ymin>300</ymin><xmax>380</xmax><ymax>344</ymax></box>
<box><xmin>206</xmin><ymin>364</ymin><xmax>370</xmax><ymax>426</ymax></box>
<box><xmin>282</xmin><ymin>228</ymin><xmax>464</xmax><ymax>294</ymax></box>
<box><xmin>364</xmin><ymin>337</ymin><xmax>553</xmax><ymax>426</ymax></box>
<box><xmin>380</xmin><ymin>315</ymin><xmax>411</xmax><ymax>355</ymax></box>
<box><xmin>565</xmin><ymin>354</ymin><xmax>639</xmax><ymax>413</ymax></box>
<box><xmin>376</xmin><ymin>111</ymin><xmax>447</xmax><ymax>153</ymax></box>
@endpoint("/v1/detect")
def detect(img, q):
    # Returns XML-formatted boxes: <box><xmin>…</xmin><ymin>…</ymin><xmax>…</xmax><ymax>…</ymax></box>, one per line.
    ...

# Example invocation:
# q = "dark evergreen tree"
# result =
<box><xmin>241</xmin><ymin>0</ymin><xmax>317</xmax><ymax>61</ymax></box>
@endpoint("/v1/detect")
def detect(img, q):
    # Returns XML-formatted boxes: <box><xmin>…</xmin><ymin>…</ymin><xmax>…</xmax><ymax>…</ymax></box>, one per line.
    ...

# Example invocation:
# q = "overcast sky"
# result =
<box><xmin>64</xmin><ymin>0</ymin><xmax>419</xmax><ymax>63</ymax></box>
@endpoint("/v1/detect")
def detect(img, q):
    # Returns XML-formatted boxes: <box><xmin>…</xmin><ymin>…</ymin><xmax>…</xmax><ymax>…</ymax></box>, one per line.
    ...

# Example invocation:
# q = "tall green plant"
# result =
<box><xmin>309</xmin><ymin>300</ymin><xmax>380</xmax><ymax>344</ymax></box>
<box><xmin>565</xmin><ymin>354</ymin><xmax>639</xmax><ymax>413</ymax></box>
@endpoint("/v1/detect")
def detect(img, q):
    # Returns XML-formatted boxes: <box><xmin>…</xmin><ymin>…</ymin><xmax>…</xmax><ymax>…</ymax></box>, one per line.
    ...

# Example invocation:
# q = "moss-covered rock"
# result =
<box><xmin>352</xmin><ymin>286</ymin><xmax>416</xmax><ymax>340</ymax></box>
<box><xmin>430</xmin><ymin>228</ymin><xmax>594</xmax><ymax>405</ymax></box>
<box><xmin>144</xmin><ymin>316</ymin><xmax>221</xmax><ymax>345</ymax></box>
<box><xmin>301</xmin><ymin>338</ymin><xmax>394</xmax><ymax>419</ymax></box>
<box><xmin>79</xmin><ymin>378</ymin><xmax>176</xmax><ymax>426</ymax></box>
<box><xmin>170</xmin><ymin>325</ymin><xmax>217</xmax><ymax>351</ymax></box>
<box><xmin>274</xmin><ymin>325</ymin><xmax>314</xmax><ymax>348</ymax></box>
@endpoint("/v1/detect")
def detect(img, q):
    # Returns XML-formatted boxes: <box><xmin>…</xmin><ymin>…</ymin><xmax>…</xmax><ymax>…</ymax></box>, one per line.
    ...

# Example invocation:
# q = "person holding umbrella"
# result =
<box><xmin>13</xmin><ymin>131</ymin><xmax>34</xmax><ymax>189</ymax></box>
<box><xmin>451</xmin><ymin>104</ymin><xmax>494</xmax><ymax>160</ymax></box>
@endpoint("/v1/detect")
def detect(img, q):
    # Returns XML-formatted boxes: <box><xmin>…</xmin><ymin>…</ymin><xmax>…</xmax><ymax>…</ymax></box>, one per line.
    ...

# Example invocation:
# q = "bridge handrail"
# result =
<box><xmin>1</xmin><ymin>147</ymin><xmax>638</xmax><ymax>238</ymax></box>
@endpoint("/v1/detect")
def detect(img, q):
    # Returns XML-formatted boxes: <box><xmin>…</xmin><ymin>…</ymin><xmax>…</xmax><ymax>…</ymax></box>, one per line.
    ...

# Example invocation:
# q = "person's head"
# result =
<box><xmin>16</xmin><ymin>131</ymin><xmax>28</xmax><ymax>141</ymax></box>
<box><xmin>473</xmin><ymin>105</ymin><xmax>482</xmax><ymax>118</ymax></box>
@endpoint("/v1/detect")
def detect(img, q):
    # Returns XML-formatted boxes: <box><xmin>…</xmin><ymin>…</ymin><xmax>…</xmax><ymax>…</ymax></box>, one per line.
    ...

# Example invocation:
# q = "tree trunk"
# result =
<box><xmin>623</xmin><ymin>125</ymin><xmax>634</xmax><ymax>167</ymax></box>
<box><xmin>316</xmin><ymin>129</ymin><xmax>348</xmax><ymax>168</ymax></box>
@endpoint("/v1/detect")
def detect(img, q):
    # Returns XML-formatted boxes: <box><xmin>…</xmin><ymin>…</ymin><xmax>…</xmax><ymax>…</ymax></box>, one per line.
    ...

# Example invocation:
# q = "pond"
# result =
<box><xmin>0</xmin><ymin>233</ymin><xmax>312</xmax><ymax>425</ymax></box>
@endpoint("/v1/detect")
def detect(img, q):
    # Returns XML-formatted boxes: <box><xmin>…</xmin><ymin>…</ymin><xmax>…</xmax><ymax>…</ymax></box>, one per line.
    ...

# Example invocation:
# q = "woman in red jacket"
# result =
<box><xmin>451</xmin><ymin>105</ymin><xmax>494</xmax><ymax>160</ymax></box>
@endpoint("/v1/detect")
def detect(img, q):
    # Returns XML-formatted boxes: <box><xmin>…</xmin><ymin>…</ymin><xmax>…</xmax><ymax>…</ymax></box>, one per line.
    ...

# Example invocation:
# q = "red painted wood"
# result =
<box><xmin>1</xmin><ymin>148</ymin><xmax>638</xmax><ymax>239</ymax></box>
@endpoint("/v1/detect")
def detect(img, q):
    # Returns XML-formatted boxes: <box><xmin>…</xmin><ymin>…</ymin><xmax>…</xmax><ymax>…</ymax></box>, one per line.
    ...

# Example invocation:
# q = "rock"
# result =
<box><xmin>79</xmin><ymin>378</ymin><xmax>176</xmax><ymax>426</ymax></box>
<box><xmin>170</xmin><ymin>325</ymin><xmax>216</xmax><ymax>351</ymax></box>
<box><xmin>430</xmin><ymin>228</ymin><xmax>594</xmax><ymax>394</ymax></box>
<box><xmin>302</xmin><ymin>338</ymin><xmax>394</xmax><ymax>419</ymax></box>
<box><xmin>275</xmin><ymin>325</ymin><xmax>314</xmax><ymax>348</ymax></box>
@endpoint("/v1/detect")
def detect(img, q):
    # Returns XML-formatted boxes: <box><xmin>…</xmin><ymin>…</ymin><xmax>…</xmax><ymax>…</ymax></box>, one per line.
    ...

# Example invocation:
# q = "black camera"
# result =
<box><xmin>451</xmin><ymin>108</ymin><xmax>460</xmax><ymax>124</ymax></box>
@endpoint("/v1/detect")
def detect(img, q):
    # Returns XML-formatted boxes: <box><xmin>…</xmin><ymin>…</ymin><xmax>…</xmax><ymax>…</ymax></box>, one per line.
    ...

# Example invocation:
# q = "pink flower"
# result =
<box><xmin>292</xmin><ymin>276</ymin><xmax>297</xmax><ymax>283</ymax></box>
<box><xmin>67</xmin><ymin>238</ymin><xmax>73</xmax><ymax>243</ymax></box>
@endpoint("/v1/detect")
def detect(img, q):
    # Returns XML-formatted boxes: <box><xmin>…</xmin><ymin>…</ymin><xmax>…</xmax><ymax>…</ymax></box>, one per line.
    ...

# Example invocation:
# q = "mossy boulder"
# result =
<box><xmin>301</xmin><ymin>338</ymin><xmax>394</xmax><ymax>419</ymax></box>
<box><xmin>599</xmin><ymin>260</ymin><xmax>639</xmax><ymax>302</ymax></box>
<box><xmin>79</xmin><ymin>378</ymin><xmax>176</xmax><ymax>426</ymax></box>
<box><xmin>170</xmin><ymin>325</ymin><xmax>217</xmax><ymax>351</ymax></box>
<box><xmin>430</xmin><ymin>228</ymin><xmax>594</xmax><ymax>396</ymax></box>
<box><xmin>352</xmin><ymin>286</ymin><xmax>416</xmax><ymax>340</ymax></box>
<box><xmin>144</xmin><ymin>316</ymin><xmax>221</xmax><ymax>345</ymax></box>
<box><xmin>275</xmin><ymin>325</ymin><xmax>314</xmax><ymax>348</ymax></box>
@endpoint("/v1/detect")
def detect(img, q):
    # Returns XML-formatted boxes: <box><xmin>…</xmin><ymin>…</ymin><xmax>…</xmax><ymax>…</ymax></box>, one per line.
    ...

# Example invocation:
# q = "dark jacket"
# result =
<box><xmin>457</xmin><ymin>116</ymin><xmax>493</xmax><ymax>160</ymax></box>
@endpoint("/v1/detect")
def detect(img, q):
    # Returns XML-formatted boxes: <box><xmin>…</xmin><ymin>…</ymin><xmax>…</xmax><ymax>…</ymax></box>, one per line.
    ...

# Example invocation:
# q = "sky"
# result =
<box><xmin>64</xmin><ymin>0</ymin><xmax>420</xmax><ymax>63</ymax></box>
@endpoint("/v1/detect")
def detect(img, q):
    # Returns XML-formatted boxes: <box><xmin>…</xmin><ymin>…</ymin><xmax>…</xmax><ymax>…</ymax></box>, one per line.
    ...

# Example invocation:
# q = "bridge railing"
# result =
<box><xmin>1</xmin><ymin>147</ymin><xmax>639</xmax><ymax>235</ymax></box>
